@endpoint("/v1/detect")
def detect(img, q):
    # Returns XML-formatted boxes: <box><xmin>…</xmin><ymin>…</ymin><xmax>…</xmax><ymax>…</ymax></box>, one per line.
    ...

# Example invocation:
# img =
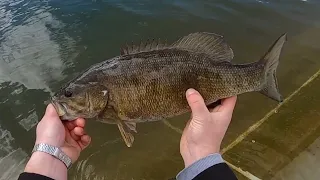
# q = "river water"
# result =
<box><xmin>1</xmin><ymin>0</ymin><xmax>320</xmax><ymax>179</ymax></box>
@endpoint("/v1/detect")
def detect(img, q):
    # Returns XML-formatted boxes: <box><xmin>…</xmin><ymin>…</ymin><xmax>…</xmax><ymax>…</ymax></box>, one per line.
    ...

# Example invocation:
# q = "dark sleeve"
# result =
<box><xmin>193</xmin><ymin>163</ymin><xmax>238</xmax><ymax>180</ymax></box>
<box><xmin>18</xmin><ymin>172</ymin><xmax>54</xmax><ymax>180</ymax></box>
<box><xmin>176</xmin><ymin>154</ymin><xmax>238</xmax><ymax>180</ymax></box>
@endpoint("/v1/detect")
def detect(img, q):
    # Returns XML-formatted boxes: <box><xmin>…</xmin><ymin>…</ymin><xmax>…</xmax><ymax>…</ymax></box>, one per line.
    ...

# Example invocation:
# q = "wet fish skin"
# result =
<box><xmin>102</xmin><ymin>56</ymin><xmax>264</xmax><ymax>122</ymax></box>
<box><xmin>50</xmin><ymin>32</ymin><xmax>287</xmax><ymax>147</ymax></box>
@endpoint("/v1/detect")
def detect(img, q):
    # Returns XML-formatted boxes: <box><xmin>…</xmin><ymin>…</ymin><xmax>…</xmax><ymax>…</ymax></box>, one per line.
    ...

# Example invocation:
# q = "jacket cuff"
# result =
<box><xmin>176</xmin><ymin>153</ymin><xmax>224</xmax><ymax>180</ymax></box>
<box><xmin>18</xmin><ymin>172</ymin><xmax>54</xmax><ymax>180</ymax></box>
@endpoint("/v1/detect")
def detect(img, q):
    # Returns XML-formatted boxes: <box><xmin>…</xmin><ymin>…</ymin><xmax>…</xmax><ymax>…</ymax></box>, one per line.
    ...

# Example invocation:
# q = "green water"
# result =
<box><xmin>1</xmin><ymin>0</ymin><xmax>320</xmax><ymax>179</ymax></box>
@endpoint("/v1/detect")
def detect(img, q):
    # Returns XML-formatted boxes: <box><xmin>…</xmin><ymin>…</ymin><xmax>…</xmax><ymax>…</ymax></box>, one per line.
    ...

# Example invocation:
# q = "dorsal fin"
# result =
<box><xmin>120</xmin><ymin>32</ymin><xmax>234</xmax><ymax>62</ymax></box>
<box><xmin>120</xmin><ymin>38</ymin><xmax>168</xmax><ymax>55</ymax></box>
<box><xmin>171</xmin><ymin>32</ymin><xmax>234</xmax><ymax>62</ymax></box>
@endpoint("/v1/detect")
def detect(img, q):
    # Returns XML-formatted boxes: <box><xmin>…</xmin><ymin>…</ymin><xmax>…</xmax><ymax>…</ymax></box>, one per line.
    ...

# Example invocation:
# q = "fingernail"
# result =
<box><xmin>186</xmin><ymin>88</ymin><xmax>197</xmax><ymax>96</ymax></box>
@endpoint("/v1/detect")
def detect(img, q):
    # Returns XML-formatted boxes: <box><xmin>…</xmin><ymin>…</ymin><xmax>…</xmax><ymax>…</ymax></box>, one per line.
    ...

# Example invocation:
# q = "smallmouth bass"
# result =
<box><xmin>50</xmin><ymin>32</ymin><xmax>287</xmax><ymax>147</ymax></box>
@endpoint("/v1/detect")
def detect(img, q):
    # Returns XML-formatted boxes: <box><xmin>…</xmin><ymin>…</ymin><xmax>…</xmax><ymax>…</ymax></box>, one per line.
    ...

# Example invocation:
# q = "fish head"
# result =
<box><xmin>50</xmin><ymin>83</ymin><xmax>109</xmax><ymax>121</ymax></box>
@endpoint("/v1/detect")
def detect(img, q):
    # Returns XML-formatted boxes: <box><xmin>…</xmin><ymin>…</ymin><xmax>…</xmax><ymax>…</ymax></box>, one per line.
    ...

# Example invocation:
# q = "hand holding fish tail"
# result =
<box><xmin>180</xmin><ymin>88</ymin><xmax>237</xmax><ymax>168</ymax></box>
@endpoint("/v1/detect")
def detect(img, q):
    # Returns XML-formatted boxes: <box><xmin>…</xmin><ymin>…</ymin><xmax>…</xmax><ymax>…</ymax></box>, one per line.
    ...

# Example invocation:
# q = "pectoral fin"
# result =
<box><xmin>97</xmin><ymin>108</ymin><xmax>137</xmax><ymax>147</ymax></box>
<box><xmin>117</xmin><ymin>120</ymin><xmax>135</xmax><ymax>147</ymax></box>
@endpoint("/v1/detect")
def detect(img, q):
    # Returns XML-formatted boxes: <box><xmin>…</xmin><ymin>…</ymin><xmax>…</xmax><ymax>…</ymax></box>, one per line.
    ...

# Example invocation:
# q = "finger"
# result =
<box><xmin>70</xmin><ymin>128</ymin><xmax>81</xmax><ymax>141</ymax></box>
<box><xmin>43</xmin><ymin>104</ymin><xmax>59</xmax><ymax>118</ymax></box>
<box><xmin>208</xmin><ymin>100</ymin><xmax>222</xmax><ymax>113</ymax></box>
<box><xmin>79</xmin><ymin>135</ymin><xmax>91</xmax><ymax>150</ymax></box>
<box><xmin>219</xmin><ymin>96</ymin><xmax>237</xmax><ymax>113</ymax></box>
<box><xmin>185</xmin><ymin>88</ymin><xmax>208</xmax><ymax>117</ymax></box>
<box><xmin>209</xmin><ymin>104</ymin><xmax>222</xmax><ymax>113</ymax></box>
<box><xmin>64</xmin><ymin>126</ymin><xmax>75</xmax><ymax>143</ymax></box>
<box><xmin>72</xmin><ymin>118</ymin><xmax>85</xmax><ymax>128</ymax></box>
<box><xmin>73</xmin><ymin>127</ymin><xmax>84</xmax><ymax>136</ymax></box>
<box><xmin>65</xmin><ymin>121</ymin><xmax>76</xmax><ymax>131</ymax></box>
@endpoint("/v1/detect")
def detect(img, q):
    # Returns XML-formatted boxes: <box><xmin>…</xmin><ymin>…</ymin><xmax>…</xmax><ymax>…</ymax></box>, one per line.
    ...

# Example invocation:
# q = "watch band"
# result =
<box><xmin>32</xmin><ymin>143</ymin><xmax>72</xmax><ymax>169</ymax></box>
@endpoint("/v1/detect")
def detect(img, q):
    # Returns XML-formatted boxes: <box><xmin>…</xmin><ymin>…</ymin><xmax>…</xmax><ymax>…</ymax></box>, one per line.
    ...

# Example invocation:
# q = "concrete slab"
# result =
<box><xmin>272</xmin><ymin>136</ymin><xmax>320</xmax><ymax>180</ymax></box>
<box><xmin>223</xmin><ymin>70</ymin><xmax>320</xmax><ymax>179</ymax></box>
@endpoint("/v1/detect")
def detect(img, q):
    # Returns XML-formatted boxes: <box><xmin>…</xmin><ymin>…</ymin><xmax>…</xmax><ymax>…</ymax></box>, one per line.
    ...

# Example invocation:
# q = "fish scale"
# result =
<box><xmin>50</xmin><ymin>32</ymin><xmax>287</xmax><ymax>147</ymax></box>
<box><xmin>103</xmin><ymin>61</ymin><xmax>263</xmax><ymax>122</ymax></box>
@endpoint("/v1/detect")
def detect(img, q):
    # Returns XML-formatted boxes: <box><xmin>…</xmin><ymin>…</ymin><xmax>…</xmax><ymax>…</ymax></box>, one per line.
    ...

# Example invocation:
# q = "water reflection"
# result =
<box><xmin>0</xmin><ymin>0</ymin><xmax>320</xmax><ymax>179</ymax></box>
<box><xmin>0</xmin><ymin>125</ymin><xmax>15</xmax><ymax>154</ymax></box>
<box><xmin>0</xmin><ymin>0</ymin><xmax>78</xmax><ymax>178</ymax></box>
<box><xmin>0</xmin><ymin>7</ymin><xmax>75</xmax><ymax>93</ymax></box>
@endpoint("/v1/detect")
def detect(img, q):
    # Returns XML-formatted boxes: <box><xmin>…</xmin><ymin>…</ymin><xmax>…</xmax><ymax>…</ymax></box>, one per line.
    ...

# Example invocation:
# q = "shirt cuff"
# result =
<box><xmin>176</xmin><ymin>153</ymin><xmax>224</xmax><ymax>180</ymax></box>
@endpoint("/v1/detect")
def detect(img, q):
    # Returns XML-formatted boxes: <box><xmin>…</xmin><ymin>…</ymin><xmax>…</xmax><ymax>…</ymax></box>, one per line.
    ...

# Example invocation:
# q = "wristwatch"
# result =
<box><xmin>32</xmin><ymin>143</ymin><xmax>72</xmax><ymax>169</ymax></box>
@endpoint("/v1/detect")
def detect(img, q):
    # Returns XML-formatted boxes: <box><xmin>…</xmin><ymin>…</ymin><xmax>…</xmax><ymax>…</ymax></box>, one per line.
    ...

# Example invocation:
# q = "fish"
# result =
<box><xmin>50</xmin><ymin>32</ymin><xmax>287</xmax><ymax>147</ymax></box>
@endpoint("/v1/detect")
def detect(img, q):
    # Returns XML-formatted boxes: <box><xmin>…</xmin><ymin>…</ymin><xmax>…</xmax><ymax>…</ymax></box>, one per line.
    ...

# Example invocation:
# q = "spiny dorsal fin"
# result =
<box><xmin>171</xmin><ymin>32</ymin><xmax>234</xmax><ymax>62</ymax></box>
<box><xmin>120</xmin><ymin>32</ymin><xmax>234</xmax><ymax>62</ymax></box>
<box><xmin>120</xmin><ymin>38</ymin><xmax>167</xmax><ymax>55</ymax></box>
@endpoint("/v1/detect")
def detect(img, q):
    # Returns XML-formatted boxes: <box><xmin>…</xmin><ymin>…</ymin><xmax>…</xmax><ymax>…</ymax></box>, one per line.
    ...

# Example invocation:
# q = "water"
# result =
<box><xmin>1</xmin><ymin>0</ymin><xmax>320</xmax><ymax>179</ymax></box>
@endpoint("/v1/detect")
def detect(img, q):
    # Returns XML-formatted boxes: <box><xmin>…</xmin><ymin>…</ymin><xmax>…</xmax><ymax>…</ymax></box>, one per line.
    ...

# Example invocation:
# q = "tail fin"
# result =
<box><xmin>259</xmin><ymin>33</ymin><xmax>287</xmax><ymax>102</ymax></box>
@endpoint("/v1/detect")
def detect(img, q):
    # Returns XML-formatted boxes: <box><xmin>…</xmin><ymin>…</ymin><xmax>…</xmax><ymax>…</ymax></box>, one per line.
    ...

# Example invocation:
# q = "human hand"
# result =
<box><xmin>35</xmin><ymin>104</ymin><xmax>91</xmax><ymax>163</ymax></box>
<box><xmin>24</xmin><ymin>104</ymin><xmax>92</xmax><ymax>180</ymax></box>
<box><xmin>180</xmin><ymin>88</ymin><xmax>237</xmax><ymax>167</ymax></box>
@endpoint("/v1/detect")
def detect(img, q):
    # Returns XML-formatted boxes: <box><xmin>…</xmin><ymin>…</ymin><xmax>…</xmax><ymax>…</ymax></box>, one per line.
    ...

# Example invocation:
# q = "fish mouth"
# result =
<box><xmin>50</xmin><ymin>96</ymin><xmax>79</xmax><ymax>121</ymax></box>
<box><xmin>50</xmin><ymin>97</ymin><xmax>67</xmax><ymax>117</ymax></box>
<box><xmin>60</xmin><ymin>114</ymin><xmax>78</xmax><ymax>121</ymax></box>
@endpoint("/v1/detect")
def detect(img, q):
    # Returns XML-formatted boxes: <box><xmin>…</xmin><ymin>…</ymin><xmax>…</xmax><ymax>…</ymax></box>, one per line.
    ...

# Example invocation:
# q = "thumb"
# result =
<box><xmin>186</xmin><ymin>88</ymin><xmax>208</xmax><ymax>118</ymax></box>
<box><xmin>43</xmin><ymin>104</ymin><xmax>59</xmax><ymax>119</ymax></box>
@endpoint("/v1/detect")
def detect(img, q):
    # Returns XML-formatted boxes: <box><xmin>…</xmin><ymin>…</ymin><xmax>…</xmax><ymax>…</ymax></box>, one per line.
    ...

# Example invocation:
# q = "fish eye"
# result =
<box><xmin>64</xmin><ymin>90</ymin><xmax>73</xmax><ymax>97</ymax></box>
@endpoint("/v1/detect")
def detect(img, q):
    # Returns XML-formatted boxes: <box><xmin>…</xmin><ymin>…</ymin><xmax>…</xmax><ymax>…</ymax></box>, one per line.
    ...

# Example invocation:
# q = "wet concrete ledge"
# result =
<box><xmin>223</xmin><ymin>71</ymin><xmax>320</xmax><ymax>179</ymax></box>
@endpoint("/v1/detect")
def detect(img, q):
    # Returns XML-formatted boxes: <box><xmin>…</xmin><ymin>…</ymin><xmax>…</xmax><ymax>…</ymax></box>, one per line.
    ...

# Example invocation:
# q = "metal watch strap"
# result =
<box><xmin>32</xmin><ymin>143</ymin><xmax>72</xmax><ymax>169</ymax></box>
